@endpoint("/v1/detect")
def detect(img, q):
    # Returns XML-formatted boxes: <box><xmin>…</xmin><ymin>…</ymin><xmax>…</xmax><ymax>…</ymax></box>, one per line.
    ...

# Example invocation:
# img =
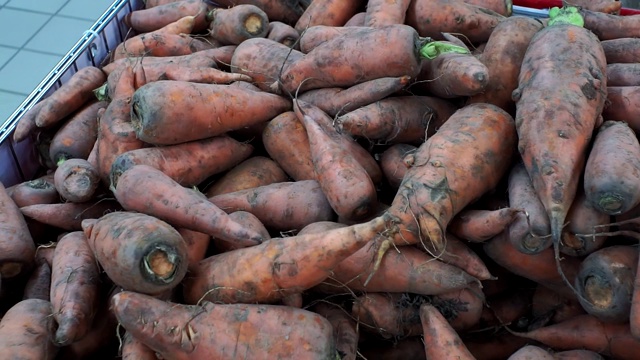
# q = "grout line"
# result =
<box><xmin>0</xmin><ymin>89</ymin><xmax>29</xmax><ymax>97</ymax></box>
<box><xmin>2</xmin><ymin>5</ymin><xmax>58</xmax><ymax>16</ymax></box>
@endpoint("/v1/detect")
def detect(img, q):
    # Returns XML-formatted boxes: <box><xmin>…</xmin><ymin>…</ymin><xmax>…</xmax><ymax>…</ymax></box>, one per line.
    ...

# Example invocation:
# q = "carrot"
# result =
<box><xmin>386</xmin><ymin>103</ymin><xmax>516</xmax><ymax>253</ymax></box>
<box><xmin>406</xmin><ymin>0</ymin><xmax>505</xmax><ymax>43</ymax></box>
<box><xmin>601</xmin><ymin>38</ymin><xmax>640</xmax><ymax>63</ymax></box>
<box><xmin>175</xmin><ymin>227</ymin><xmax>210</xmax><ymax>272</ymax></box>
<box><xmin>297</xmin><ymin>75</ymin><xmax>411</xmax><ymax>117</ymax></box>
<box><xmin>262</xmin><ymin>111</ymin><xmax>315</xmax><ymax>181</ymax></box>
<box><xmin>531</xmin><ymin>284</ymin><xmax>586</xmax><ymax>326</ymax></box>
<box><xmin>364</xmin><ymin>0</ymin><xmax>412</xmax><ymax>27</ymax></box>
<box><xmin>514</xmin><ymin>314</ymin><xmax>640</xmax><ymax>359</ymax></box>
<box><xmin>145</xmin><ymin>0</ymin><xmax>182</xmax><ymax>7</ymax></box>
<box><xmin>35</xmin><ymin>66</ymin><xmax>106</xmax><ymax>128</ymax></box>
<box><xmin>230</xmin><ymin>37</ymin><xmax>304</xmax><ymax>91</ymax></box>
<box><xmin>9</xmin><ymin>174</ymin><xmax>58</xmax><ymax>208</ymax></box>
<box><xmin>295</xmin><ymin>100</ymin><xmax>377</xmax><ymax>221</ymax></box>
<box><xmin>210</xmin><ymin>210</ymin><xmax>271</xmax><ymax>253</ymax></box>
<box><xmin>0</xmin><ymin>181</ymin><xmax>35</xmax><ymax>281</ymax></box>
<box><xmin>463</xmin><ymin>0</ymin><xmax>513</xmax><ymax>16</ymax></box>
<box><xmin>294</xmin><ymin>0</ymin><xmax>364</xmax><ymax>32</ymax></box>
<box><xmin>81</xmin><ymin>211</ymin><xmax>188</xmax><ymax>295</ymax></box>
<box><xmin>121</xmin><ymin>331</ymin><xmax>157</xmax><ymax>360</ymax></box>
<box><xmin>113</xmin><ymin>290</ymin><xmax>338</xmax><ymax>359</ymax></box>
<box><xmin>420</xmin><ymin>303</ymin><xmax>476</xmax><ymax>360</ymax></box>
<box><xmin>335</xmin><ymin>95</ymin><xmax>458</xmax><ymax>144</ymax></box>
<box><xmin>602</xmin><ymin>86</ymin><xmax>640</xmax><ymax>131</ymax></box>
<box><xmin>436</xmin><ymin>283</ymin><xmax>486</xmax><ymax>330</ymax></box>
<box><xmin>50</xmin><ymin>231</ymin><xmax>99</xmax><ymax>345</ymax></box>
<box><xmin>312</xmin><ymin>303</ymin><xmax>358</xmax><ymax>360</ymax></box>
<box><xmin>53</xmin><ymin>158</ymin><xmax>100</xmax><ymax>203</ymax></box>
<box><xmin>415</xmin><ymin>41</ymin><xmax>490</xmax><ymax>98</ymax></box>
<box><xmin>352</xmin><ymin>292</ymin><xmax>424</xmax><ymax>338</ymax></box>
<box><xmin>508</xmin><ymin>345</ymin><xmax>555</xmax><ymax>359</ymax></box>
<box><xmin>22</xmin><ymin>261</ymin><xmax>51</xmax><ymax>301</ymax></box>
<box><xmin>275</xmin><ymin>24</ymin><xmax>429</xmax><ymax>95</ymax></box>
<box><xmin>125</xmin><ymin>0</ymin><xmax>212</xmax><ymax>33</ymax></box>
<box><xmin>209</xmin><ymin>180</ymin><xmax>334</xmax><ymax>231</ymax></box>
<box><xmin>606</xmin><ymin>63</ymin><xmax>640</xmax><ymax>86</ymax></box>
<box><xmin>267</xmin><ymin>21</ymin><xmax>299</xmax><ymax>47</ymax></box>
<box><xmin>207</xmin><ymin>4</ymin><xmax>269</xmax><ymax>45</ymax></box>
<box><xmin>507</xmin><ymin>162</ymin><xmax>552</xmax><ymax>254</ymax></box>
<box><xmin>581</xmin><ymin>8</ymin><xmax>640</xmax><ymax>40</ymax></box>
<box><xmin>114</xmin><ymin>164</ymin><xmax>265</xmax><ymax>247</ymax></box>
<box><xmin>182</xmin><ymin>214</ymin><xmax>392</xmax><ymax>304</ymax></box>
<box><xmin>584</xmin><ymin>120</ymin><xmax>640</xmax><ymax>215</ymax></box>
<box><xmin>109</xmin><ymin>136</ymin><xmax>253</xmax><ymax>190</ymax></box>
<box><xmin>468</xmin><ymin>16</ymin><xmax>543</xmax><ymax>113</ymax></box>
<box><xmin>483</xmin><ymin>231</ymin><xmax>581</xmax><ymax>299</ymax></box>
<box><xmin>512</xmin><ymin>7</ymin><xmax>608</xmax><ymax>292</ymax></box>
<box><xmin>554</xmin><ymin>349</ymin><xmax>606</xmax><ymax>359</ymax></box>
<box><xmin>345</xmin><ymin>11</ymin><xmax>366</xmax><ymax>26</ymax></box>
<box><xmin>95</xmin><ymin>66</ymin><xmax>146</xmax><ymax>185</ymax></box>
<box><xmin>448</xmin><ymin>207</ymin><xmax>521</xmax><ymax>243</ymax></box>
<box><xmin>204</xmin><ymin>156</ymin><xmax>288</xmax><ymax>197</ymax></box>
<box><xmin>214</xmin><ymin>0</ymin><xmax>307</xmax><ymax>26</ymax></box>
<box><xmin>560</xmin><ymin>190</ymin><xmax>609</xmax><ymax>257</ymax></box>
<box><xmin>297</xmin><ymin>25</ymin><xmax>369</xmax><ymax>54</ymax></box>
<box><xmin>480</xmin><ymin>288</ymin><xmax>534</xmax><ymax>329</ymax></box>
<box><xmin>379</xmin><ymin>143</ymin><xmax>417</xmax><ymax>190</ymax></box>
<box><xmin>13</xmin><ymin>101</ymin><xmax>45</xmax><ymax>143</ymax></box>
<box><xmin>47</xmin><ymin>100</ymin><xmax>104</xmax><ymax>164</ymax></box>
<box><xmin>574</xmin><ymin>245</ymin><xmax>637</xmax><ymax>323</ymax></box>
<box><xmin>0</xmin><ymin>299</ymin><xmax>58</xmax><ymax>359</ymax></box>
<box><xmin>130</xmin><ymin>80</ymin><xmax>292</xmax><ymax>145</ymax></box>
<box><xmin>316</xmin><ymin>243</ymin><xmax>480</xmax><ymax>296</ymax></box>
<box><xmin>435</xmin><ymin>232</ymin><xmax>495</xmax><ymax>280</ymax></box>
<box><xmin>569</xmin><ymin>0</ymin><xmax>621</xmax><ymax>14</ymax></box>
<box><xmin>20</xmin><ymin>199</ymin><xmax>122</xmax><ymax>231</ymax></box>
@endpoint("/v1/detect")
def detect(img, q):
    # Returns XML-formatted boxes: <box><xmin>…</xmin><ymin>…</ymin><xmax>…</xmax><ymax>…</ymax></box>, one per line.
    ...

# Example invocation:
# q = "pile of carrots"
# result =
<box><xmin>4</xmin><ymin>0</ymin><xmax>640</xmax><ymax>358</ymax></box>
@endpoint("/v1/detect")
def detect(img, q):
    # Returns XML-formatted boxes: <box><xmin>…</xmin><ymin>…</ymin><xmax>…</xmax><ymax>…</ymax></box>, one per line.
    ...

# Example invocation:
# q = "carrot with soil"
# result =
<box><xmin>420</xmin><ymin>303</ymin><xmax>476</xmax><ymax>360</ymax></box>
<box><xmin>12</xmin><ymin>101</ymin><xmax>45</xmax><ymax>143</ymax></box>
<box><xmin>312</xmin><ymin>303</ymin><xmax>359</xmax><ymax>360</ymax></box>
<box><xmin>0</xmin><ymin>299</ymin><xmax>58</xmax><ymax>360</ymax></box>
<box><xmin>9</xmin><ymin>174</ymin><xmax>58</xmax><ymax>208</ymax></box>
<box><xmin>22</xmin><ymin>261</ymin><xmax>51</xmax><ymax>301</ymax></box>
<box><xmin>125</xmin><ymin>0</ymin><xmax>212</xmax><ymax>33</ymax></box>
<box><xmin>212</xmin><ymin>0</ymin><xmax>307</xmax><ymax>25</ymax></box>
<box><xmin>0</xmin><ymin>181</ymin><xmax>35</xmax><ymax>281</ymax></box>
<box><xmin>581</xmin><ymin>8</ymin><xmax>640</xmax><ymax>40</ymax></box>
<box><xmin>385</xmin><ymin>102</ymin><xmax>516</xmax><ymax>254</ymax></box>
<box><xmin>207</xmin><ymin>4</ymin><xmax>270</xmax><ymax>45</ymax></box>
<box><xmin>364</xmin><ymin>0</ymin><xmax>412</xmax><ymax>27</ymax></box>
<box><xmin>48</xmin><ymin>100</ymin><xmax>104</xmax><ymax>164</ymax></box>
<box><xmin>50</xmin><ymin>231</ymin><xmax>100</xmax><ymax>346</ymax></box>
<box><xmin>379</xmin><ymin>143</ymin><xmax>417</xmax><ymax>190</ymax></box>
<box><xmin>114</xmin><ymin>164</ymin><xmax>265</xmax><ymax>247</ymax></box>
<box><xmin>601</xmin><ymin>38</ymin><xmax>640</xmax><ymax>63</ymax></box>
<box><xmin>606</xmin><ymin>63</ymin><xmax>640</xmax><ymax>86</ymax></box>
<box><xmin>294</xmin><ymin>0</ymin><xmax>364</xmax><ymax>32</ymax></box>
<box><xmin>463</xmin><ymin>0</ymin><xmax>513</xmax><ymax>16</ymax></box>
<box><xmin>54</xmin><ymin>158</ymin><xmax>101</xmax><ymax>203</ymax></box>
<box><xmin>20</xmin><ymin>199</ymin><xmax>123</xmax><ymax>231</ymax></box>
<box><xmin>210</xmin><ymin>210</ymin><xmax>271</xmax><ymax>253</ymax></box>
<box><xmin>559</xmin><ymin>190</ymin><xmax>609</xmax><ymax>257</ymax></box>
<box><xmin>602</xmin><ymin>87</ymin><xmax>640</xmax><ymax>131</ymax></box>
<box><xmin>204</xmin><ymin>156</ymin><xmax>288</xmax><ymax>197</ymax></box>
<box><xmin>267</xmin><ymin>21</ymin><xmax>299</xmax><ymax>47</ymax></box>
<box><xmin>448</xmin><ymin>207</ymin><xmax>521</xmax><ymax>243</ymax></box>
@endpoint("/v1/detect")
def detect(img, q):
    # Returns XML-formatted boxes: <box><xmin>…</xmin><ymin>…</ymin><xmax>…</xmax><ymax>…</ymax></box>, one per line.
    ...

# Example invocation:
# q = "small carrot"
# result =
<box><xmin>420</xmin><ymin>303</ymin><xmax>476</xmax><ymax>360</ymax></box>
<box><xmin>435</xmin><ymin>232</ymin><xmax>495</xmax><ymax>281</ymax></box>
<box><xmin>204</xmin><ymin>156</ymin><xmax>288</xmax><ymax>197</ymax></box>
<box><xmin>114</xmin><ymin>164</ymin><xmax>265</xmax><ymax>247</ymax></box>
<box><xmin>48</xmin><ymin>100</ymin><xmax>105</xmax><ymax>165</ymax></box>
<box><xmin>22</xmin><ymin>261</ymin><xmax>51</xmax><ymax>301</ymax></box>
<box><xmin>267</xmin><ymin>21</ymin><xmax>299</xmax><ymax>47</ymax></box>
<box><xmin>294</xmin><ymin>0</ymin><xmax>364</xmax><ymax>32</ymax></box>
<box><xmin>54</xmin><ymin>158</ymin><xmax>101</xmax><ymax>203</ymax></box>
<box><xmin>9</xmin><ymin>174</ymin><xmax>58</xmax><ymax>208</ymax></box>
<box><xmin>207</xmin><ymin>4</ymin><xmax>269</xmax><ymax>45</ymax></box>
<box><xmin>448</xmin><ymin>207</ymin><xmax>521</xmax><ymax>243</ymax></box>
<box><xmin>20</xmin><ymin>199</ymin><xmax>123</xmax><ymax>231</ymax></box>
<box><xmin>0</xmin><ymin>181</ymin><xmax>35</xmax><ymax>281</ymax></box>
<box><xmin>560</xmin><ymin>190</ymin><xmax>609</xmax><ymax>257</ymax></box>
<box><xmin>82</xmin><ymin>211</ymin><xmax>188</xmax><ymax>295</ymax></box>
<box><xmin>379</xmin><ymin>143</ymin><xmax>417</xmax><ymax>190</ymax></box>
<box><xmin>13</xmin><ymin>101</ymin><xmax>45</xmax><ymax>143</ymax></box>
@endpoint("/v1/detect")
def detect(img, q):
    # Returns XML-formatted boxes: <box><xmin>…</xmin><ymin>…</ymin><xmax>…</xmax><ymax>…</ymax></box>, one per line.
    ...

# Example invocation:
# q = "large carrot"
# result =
<box><xmin>0</xmin><ymin>299</ymin><xmax>58</xmax><ymax>359</ymax></box>
<box><xmin>0</xmin><ymin>181</ymin><xmax>35</xmax><ymax>281</ymax></box>
<box><xmin>420</xmin><ymin>303</ymin><xmax>476</xmax><ymax>360</ymax></box>
<box><xmin>50</xmin><ymin>231</ymin><xmax>100</xmax><ymax>346</ymax></box>
<box><xmin>208</xmin><ymin>180</ymin><xmax>334</xmax><ymax>231</ymax></box>
<box><xmin>385</xmin><ymin>103</ymin><xmax>516</xmax><ymax>254</ymax></box>
<box><xmin>130</xmin><ymin>80</ymin><xmax>292</xmax><ymax>145</ymax></box>
<box><xmin>182</xmin><ymin>214</ymin><xmax>392</xmax><ymax>304</ymax></box>
<box><xmin>601</xmin><ymin>38</ymin><xmax>640</xmax><ymax>63</ymax></box>
<box><xmin>274</xmin><ymin>24</ymin><xmax>430</xmax><ymax>95</ymax></box>
<box><xmin>114</xmin><ymin>164</ymin><xmax>265</xmax><ymax>247</ymax></box>
<box><xmin>109</xmin><ymin>135</ymin><xmax>253</xmax><ymax>189</ymax></box>
<box><xmin>581</xmin><ymin>8</ymin><xmax>640</xmax><ymax>40</ymax></box>
<box><xmin>48</xmin><ymin>100</ymin><xmax>104</xmax><ymax>164</ymax></box>
<box><xmin>364</xmin><ymin>0</ymin><xmax>412</xmax><ymax>27</ymax></box>
<box><xmin>512</xmin><ymin>7</ymin><xmax>608</xmax><ymax>290</ymax></box>
<box><xmin>584</xmin><ymin>120</ymin><xmax>640</xmax><ymax>215</ymax></box>
<box><xmin>82</xmin><ymin>211</ymin><xmax>188</xmax><ymax>295</ymax></box>
<box><xmin>125</xmin><ymin>0</ymin><xmax>212</xmax><ymax>33</ymax></box>
<box><xmin>113</xmin><ymin>291</ymin><xmax>338</xmax><ymax>359</ymax></box>
<box><xmin>204</xmin><ymin>156</ymin><xmax>288</xmax><ymax>196</ymax></box>
<box><xmin>294</xmin><ymin>0</ymin><xmax>364</xmax><ymax>32</ymax></box>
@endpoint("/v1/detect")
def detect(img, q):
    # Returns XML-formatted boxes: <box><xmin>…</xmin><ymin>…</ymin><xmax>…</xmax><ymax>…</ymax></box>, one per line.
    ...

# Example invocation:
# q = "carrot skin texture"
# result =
<box><xmin>584</xmin><ymin>120</ymin><xmax>640</xmax><ymax>215</ymax></box>
<box><xmin>312</xmin><ymin>303</ymin><xmax>358</xmax><ymax>360</ymax></box>
<box><xmin>22</xmin><ymin>262</ymin><xmax>51</xmax><ymax>301</ymax></box>
<box><xmin>130</xmin><ymin>81</ymin><xmax>292</xmax><ymax>145</ymax></box>
<box><xmin>380</xmin><ymin>143</ymin><xmax>417</xmax><ymax>190</ymax></box>
<box><xmin>0</xmin><ymin>181</ymin><xmax>35</xmax><ymax>280</ymax></box>
<box><xmin>50</xmin><ymin>231</ymin><xmax>100</xmax><ymax>346</ymax></box>
<box><xmin>176</xmin><ymin>227</ymin><xmax>210</xmax><ymax>272</ymax></box>
<box><xmin>364</xmin><ymin>0</ymin><xmax>411</xmax><ymax>27</ymax></box>
<box><xmin>581</xmin><ymin>9</ymin><xmax>640</xmax><ymax>40</ymax></box>
<box><xmin>208</xmin><ymin>180</ymin><xmax>334</xmax><ymax>232</ymax></box>
<box><xmin>463</xmin><ymin>0</ymin><xmax>513</xmax><ymax>16</ymax></box>
<box><xmin>606</xmin><ymin>63</ymin><xmax>640</xmax><ymax>86</ymax></box>
<box><xmin>468</xmin><ymin>16</ymin><xmax>543</xmax><ymax>113</ymax></box>
<box><xmin>125</xmin><ymin>0</ymin><xmax>211</xmax><ymax>33</ymax></box>
<box><xmin>386</xmin><ymin>103</ymin><xmax>517</xmax><ymax>253</ymax></box>
<box><xmin>211</xmin><ymin>210</ymin><xmax>271</xmax><ymax>253</ymax></box>
<box><xmin>207</xmin><ymin>4</ymin><xmax>269</xmax><ymax>45</ymax></box>
<box><xmin>183</xmin><ymin>214</ymin><xmax>392</xmax><ymax>304</ymax></box>
<box><xmin>297</xmin><ymin>25</ymin><xmax>370</xmax><ymax>54</ymax></box>
<box><xmin>20</xmin><ymin>199</ymin><xmax>123</xmax><ymax>231</ymax></box>
<box><xmin>114</xmin><ymin>165</ymin><xmax>264</xmax><ymax>246</ymax></box>
<box><xmin>420</xmin><ymin>303</ymin><xmax>476</xmax><ymax>360</ymax></box>
<box><xmin>294</xmin><ymin>0</ymin><xmax>364</xmax><ymax>32</ymax></box>
<box><xmin>0</xmin><ymin>299</ymin><xmax>58</xmax><ymax>360</ymax></box>
<box><xmin>513</xmin><ymin>21</ymin><xmax>607</xmax><ymax>257</ymax></box>
<box><xmin>9</xmin><ymin>174</ymin><xmax>58</xmax><ymax>208</ymax></box>
<box><xmin>35</xmin><ymin>66</ymin><xmax>106</xmax><ymax>128</ymax></box>
<box><xmin>49</xmin><ymin>100</ymin><xmax>104</xmax><ymax>164</ymax></box>
<box><xmin>560</xmin><ymin>190</ymin><xmax>609</xmax><ymax>257</ymax></box>
<box><xmin>417</xmin><ymin>49</ymin><xmax>490</xmax><ymax>98</ymax></box>
<box><xmin>212</xmin><ymin>0</ymin><xmax>305</xmax><ymax>25</ymax></box>
<box><xmin>267</xmin><ymin>21</ymin><xmax>299</xmax><ymax>47</ymax></box>
<box><xmin>54</xmin><ymin>158</ymin><xmax>100</xmax><ymax>203</ymax></box>
<box><xmin>109</xmin><ymin>136</ymin><xmax>253</xmax><ymax>189</ymax></box>
<box><xmin>437</xmin><ymin>233</ymin><xmax>494</xmax><ymax>280</ymax></box>
<box><xmin>82</xmin><ymin>211</ymin><xmax>189</xmax><ymax>295</ymax></box>
<box><xmin>204</xmin><ymin>156</ymin><xmax>288</xmax><ymax>197</ymax></box>
<box><xmin>602</xmin><ymin>87</ymin><xmax>640</xmax><ymax>132</ymax></box>
<box><xmin>13</xmin><ymin>101</ymin><xmax>45</xmax><ymax>143</ymax></box>
<box><xmin>121</xmin><ymin>331</ymin><xmax>158</xmax><ymax>360</ymax></box>
<box><xmin>113</xmin><ymin>291</ymin><xmax>338</xmax><ymax>360</ymax></box>
<box><xmin>448</xmin><ymin>207</ymin><xmax>520</xmax><ymax>243</ymax></box>
<box><xmin>601</xmin><ymin>38</ymin><xmax>640</xmax><ymax>63</ymax></box>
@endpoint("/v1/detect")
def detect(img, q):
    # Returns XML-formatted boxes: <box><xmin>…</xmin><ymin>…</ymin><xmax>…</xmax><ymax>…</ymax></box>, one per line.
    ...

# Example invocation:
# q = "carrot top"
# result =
<box><xmin>419</xmin><ymin>41</ymin><xmax>469</xmax><ymax>60</ymax></box>
<box><xmin>548</xmin><ymin>6</ymin><xmax>584</xmax><ymax>27</ymax></box>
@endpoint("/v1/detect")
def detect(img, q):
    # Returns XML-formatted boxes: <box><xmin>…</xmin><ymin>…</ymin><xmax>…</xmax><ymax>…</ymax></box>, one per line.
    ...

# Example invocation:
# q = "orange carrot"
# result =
<box><xmin>435</xmin><ymin>232</ymin><xmax>495</xmax><ymax>280</ymax></box>
<box><xmin>601</xmin><ymin>38</ymin><xmax>640</xmax><ymax>63</ymax></box>
<box><xmin>463</xmin><ymin>0</ymin><xmax>512</xmax><ymax>16</ymax></box>
<box><xmin>0</xmin><ymin>181</ymin><xmax>35</xmax><ymax>281</ymax></box>
<box><xmin>531</xmin><ymin>284</ymin><xmax>586</xmax><ymax>326</ymax></box>
<box><xmin>379</xmin><ymin>143</ymin><xmax>417</xmax><ymax>190</ymax></box>
<box><xmin>176</xmin><ymin>227</ymin><xmax>210</xmax><ymax>271</ymax></box>
<box><xmin>560</xmin><ymin>190</ymin><xmax>609</xmax><ymax>257</ymax></box>
<box><xmin>0</xmin><ymin>299</ymin><xmax>58</xmax><ymax>359</ymax></box>
<box><xmin>204</xmin><ymin>156</ymin><xmax>288</xmax><ymax>197</ymax></box>
<box><xmin>312</xmin><ymin>303</ymin><xmax>359</xmax><ymax>360</ymax></box>
<box><xmin>364</xmin><ymin>0</ymin><xmax>412</xmax><ymax>27</ymax></box>
<box><xmin>121</xmin><ymin>331</ymin><xmax>157</xmax><ymax>360</ymax></box>
<box><xmin>209</xmin><ymin>180</ymin><xmax>334</xmax><ymax>231</ymax></box>
<box><xmin>602</xmin><ymin>86</ymin><xmax>640</xmax><ymax>132</ymax></box>
<box><xmin>9</xmin><ymin>174</ymin><xmax>58</xmax><ymax>208</ymax></box>
<box><xmin>48</xmin><ymin>100</ymin><xmax>104</xmax><ymax>164</ymax></box>
<box><xmin>207</xmin><ymin>4</ymin><xmax>270</xmax><ymax>45</ymax></box>
<box><xmin>294</xmin><ymin>0</ymin><xmax>364</xmax><ymax>32</ymax></box>
<box><xmin>213</xmin><ymin>0</ymin><xmax>306</xmax><ymax>25</ymax></box>
<box><xmin>581</xmin><ymin>8</ymin><xmax>640</xmax><ymax>40</ymax></box>
<box><xmin>54</xmin><ymin>158</ymin><xmax>100</xmax><ymax>203</ymax></box>
<box><xmin>606</xmin><ymin>63</ymin><xmax>640</xmax><ymax>86</ymax></box>
<box><xmin>82</xmin><ymin>211</ymin><xmax>188</xmax><ymax>295</ymax></box>
<box><xmin>297</xmin><ymin>25</ymin><xmax>369</xmax><ymax>54</ymax></box>
<box><xmin>448</xmin><ymin>207</ymin><xmax>521</xmax><ymax>243</ymax></box>
<box><xmin>114</xmin><ymin>164</ymin><xmax>265</xmax><ymax>246</ymax></box>
<box><xmin>13</xmin><ymin>101</ymin><xmax>45</xmax><ymax>142</ymax></box>
<box><xmin>130</xmin><ymin>80</ymin><xmax>291</xmax><ymax>145</ymax></box>
<box><xmin>420</xmin><ymin>303</ymin><xmax>476</xmax><ymax>360</ymax></box>
<box><xmin>210</xmin><ymin>210</ymin><xmax>271</xmax><ymax>253</ymax></box>
<box><xmin>267</xmin><ymin>21</ymin><xmax>299</xmax><ymax>47</ymax></box>
<box><xmin>20</xmin><ymin>199</ymin><xmax>123</xmax><ymax>231</ymax></box>
<box><xmin>109</xmin><ymin>135</ymin><xmax>253</xmax><ymax>189</ymax></box>
<box><xmin>125</xmin><ymin>0</ymin><xmax>212</xmax><ymax>33</ymax></box>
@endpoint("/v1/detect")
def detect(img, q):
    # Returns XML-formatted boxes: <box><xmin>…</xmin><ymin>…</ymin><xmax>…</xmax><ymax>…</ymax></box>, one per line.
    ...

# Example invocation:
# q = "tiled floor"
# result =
<box><xmin>0</xmin><ymin>0</ymin><xmax>114</xmax><ymax>125</ymax></box>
